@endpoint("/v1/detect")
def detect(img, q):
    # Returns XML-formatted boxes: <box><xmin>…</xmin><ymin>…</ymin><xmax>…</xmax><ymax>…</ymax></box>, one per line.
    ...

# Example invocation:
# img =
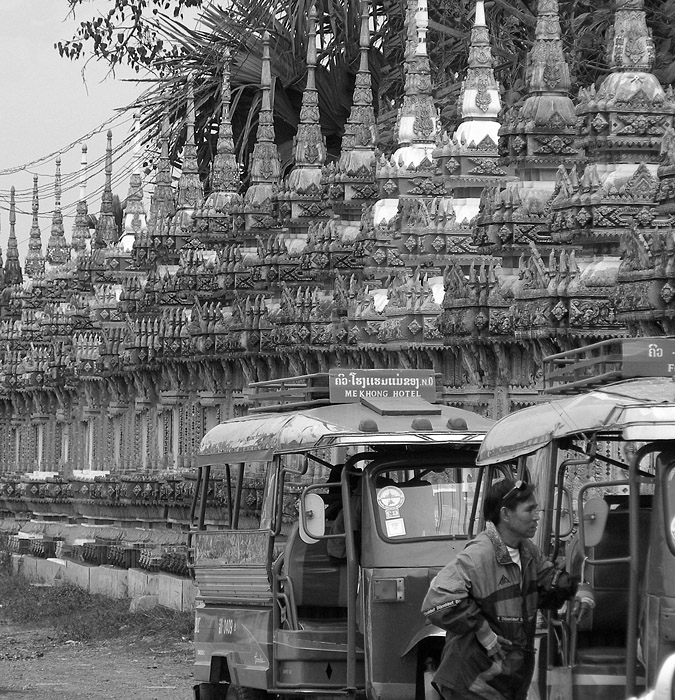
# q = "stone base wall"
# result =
<box><xmin>10</xmin><ymin>553</ymin><xmax>197</xmax><ymax>613</ymax></box>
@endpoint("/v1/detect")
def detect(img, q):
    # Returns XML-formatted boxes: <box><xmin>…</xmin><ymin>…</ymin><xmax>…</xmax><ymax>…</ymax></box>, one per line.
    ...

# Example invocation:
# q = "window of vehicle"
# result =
<box><xmin>371</xmin><ymin>466</ymin><xmax>480</xmax><ymax>540</ymax></box>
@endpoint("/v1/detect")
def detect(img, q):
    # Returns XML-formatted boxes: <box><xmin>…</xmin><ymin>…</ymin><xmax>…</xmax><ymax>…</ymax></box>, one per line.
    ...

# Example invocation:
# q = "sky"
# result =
<box><xmin>0</xmin><ymin>1</ymin><xmax>146</xmax><ymax>260</ymax></box>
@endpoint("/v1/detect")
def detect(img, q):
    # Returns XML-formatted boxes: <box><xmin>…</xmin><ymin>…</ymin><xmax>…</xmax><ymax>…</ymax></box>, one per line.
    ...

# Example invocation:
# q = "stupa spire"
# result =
<box><xmin>446</xmin><ymin>0</ymin><xmax>512</xmax><ymax>230</ymax></box>
<box><xmin>525</xmin><ymin>0</ymin><xmax>571</xmax><ymax>96</ymax></box>
<box><xmin>94</xmin><ymin>131</ymin><xmax>119</xmax><ymax>247</ymax></box>
<box><xmin>4</xmin><ymin>187</ymin><xmax>22</xmax><ymax>285</ymax></box>
<box><xmin>144</xmin><ymin>115</ymin><xmax>175</xmax><ymax>262</ymax></box>
<box><xmin>120</xmin><ymin>113</ymin><xmax>148</xmax><ymax>252</ymax></box>
<box><xmin>46</xmin><ymin>156</ymin><xmax>70</xmax><ymax>266</ymax></box>
<box><xmin>243</xmin><ymin>31</ymin><xmax>282</xmax><ymax>228</ymax></box>
<box><xmin>337</xmin><ymin>0</ymin><xmax>377</xmax><ymax>198</ymax></box>
<box><xmin>210</xmin><ymin>49</ymin><xmax>241</xmax><ymax>195</ymax></box>
<box><xmin>71</xmin><ymin>144</ymin><xmax>91</xmax><ymax>257</ymax></box>
<box><xmin>392</xmin><ymin>0</ymin><xmax>439</xmax><ymax>163</ymax></box>
<box><xmin>284</xmin><ymin>4</ymin><xmax>328</xmax><ymax>220</ymax></box>
<box><xmin>454</xmin><ymin>1</ymin><xmax>501</xmax><ymax>145</ymax></box>
<box><xmin>169</xmin><ymin>78</ymin><xmax>203</xmax><ymax>244</ymax></box>
<box><xmin>195</xmin><ymin>48</ymin><xmax>244</xmax><ymax>243</ymax></box>
<box><xmin>24</xmin><ymin>175</ymin><xmax>45</xmax><ymax>278</ymax></box>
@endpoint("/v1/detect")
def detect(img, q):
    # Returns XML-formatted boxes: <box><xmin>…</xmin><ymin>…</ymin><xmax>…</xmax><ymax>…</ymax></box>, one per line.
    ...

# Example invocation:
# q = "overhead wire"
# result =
<box><xmin>0</xmin><ymin>81</ymin><xmax>194</xmax><ymax>209</ymax></box>
<box><xmin>0</xmin><ymin>130</ymin><xmax>141</xmax><ymax>214</ymax></box>
<box><xmin>0</xmin><ymin>66</ymin><xmax>204</xmax><ymax>252</ymax></box>
<box><xmin>0</xmin><ymin>119</ymin><xmax>138</xmax><ymax>200</ymax></box>
<box><xmin>0</xmin><ymin>111</ymin><xmax>134</xmax><ymax>178</ymax></box>
<box><xmin>1</xmin><ymin>151</ymin><xmax>144</xmax><ymax>222</ymax></box>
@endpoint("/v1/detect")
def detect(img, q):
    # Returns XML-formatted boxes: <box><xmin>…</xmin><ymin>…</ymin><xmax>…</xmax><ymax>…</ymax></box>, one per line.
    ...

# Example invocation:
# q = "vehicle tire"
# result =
<box><xmin>196</xmin><ymin>682</ymin><xmax>229</xmax><ymax>700</ymax></box>
<box><xmin>226</xmin><ymin>685</ymin><xmax>270</xmax><ymax>700</ymax></box>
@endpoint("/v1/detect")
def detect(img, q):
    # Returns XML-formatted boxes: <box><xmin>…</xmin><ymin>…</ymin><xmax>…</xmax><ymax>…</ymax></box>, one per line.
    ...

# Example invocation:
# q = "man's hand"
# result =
<box><xmin>483</xmin><ymin>634</ymin><xmax>513</xmax><ymax>662</ymax></box>
<box><xmin>572</xmin><ymin>583</ymin><xmax>595</xmax><ymax>626</ymax></box>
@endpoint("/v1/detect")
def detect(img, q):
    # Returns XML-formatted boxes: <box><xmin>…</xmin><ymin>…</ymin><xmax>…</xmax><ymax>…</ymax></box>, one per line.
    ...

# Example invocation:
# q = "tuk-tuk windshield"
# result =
<box><xmin>371</xmin><ymin>466</ymin><xmax>479</xmax><ymax>540</ymax></box>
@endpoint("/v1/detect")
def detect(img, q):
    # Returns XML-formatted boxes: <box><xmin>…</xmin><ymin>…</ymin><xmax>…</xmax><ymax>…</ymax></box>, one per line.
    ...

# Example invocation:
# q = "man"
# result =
<box><xmin>422</xmin><ymin>478</ymin><xmax>590</xmax><ymax>700</ymax></box>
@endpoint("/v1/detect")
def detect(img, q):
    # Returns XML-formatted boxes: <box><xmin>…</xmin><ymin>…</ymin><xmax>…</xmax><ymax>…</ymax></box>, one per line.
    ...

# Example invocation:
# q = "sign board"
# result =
<box><xmin>329</xmin><ymin>369</ymin><xmax>436</xmax><ymax>403</ymax></box>
<box><xmin>622</xmin><ymin>338</ymin><xmax>675</xmax><ymax>377</ymax></box>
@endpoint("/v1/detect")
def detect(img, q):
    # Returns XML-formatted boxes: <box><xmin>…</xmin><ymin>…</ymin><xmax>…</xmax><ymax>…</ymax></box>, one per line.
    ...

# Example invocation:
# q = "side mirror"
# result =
<box><xmin>299</xmin><ymin>492</ymin><xmax>326</xmax><ymax>544</ymax></box>
<box><xmin>556</xmin><ymin>487</ymin><xmax>574</xmax><ymax>539</ymax></box>
<box><xmin>582</xmin><ymin>497</ymin><xmax>609</xmax><ymax>549</ymax></box>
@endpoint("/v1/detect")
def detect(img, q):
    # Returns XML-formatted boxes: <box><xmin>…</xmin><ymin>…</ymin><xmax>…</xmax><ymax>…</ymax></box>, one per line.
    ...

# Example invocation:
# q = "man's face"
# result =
<box><xmin>502</xmin><ymin>494</ymin><xmax>539</xmax><ymax>542</ymax></box>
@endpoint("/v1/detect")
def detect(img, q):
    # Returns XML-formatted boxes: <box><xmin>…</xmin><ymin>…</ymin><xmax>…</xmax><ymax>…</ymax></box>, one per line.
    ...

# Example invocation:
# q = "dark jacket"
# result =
<box><xmin>421</xmin><ymin>523</ymin><xmax>575</xmax><ymax>700</ymax></box>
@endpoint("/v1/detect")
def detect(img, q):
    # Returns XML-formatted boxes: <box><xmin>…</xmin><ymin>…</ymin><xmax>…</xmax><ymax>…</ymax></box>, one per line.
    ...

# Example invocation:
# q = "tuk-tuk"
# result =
<box><xmin>188</xmin><ymin>390</ymin><xmax>493</xmax><ymax>700</ymax></box>
<box><xmin>475</xmin><ymin>338</ymin><xmax>675</xmax><ymax>700</ymax></box>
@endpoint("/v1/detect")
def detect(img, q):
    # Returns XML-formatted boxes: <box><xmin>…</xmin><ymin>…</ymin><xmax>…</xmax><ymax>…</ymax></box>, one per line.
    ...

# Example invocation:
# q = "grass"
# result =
<box><xmin>0</xmin><ymin>546</ymin><xmax>194</xmax><ymax>643</ymax></box>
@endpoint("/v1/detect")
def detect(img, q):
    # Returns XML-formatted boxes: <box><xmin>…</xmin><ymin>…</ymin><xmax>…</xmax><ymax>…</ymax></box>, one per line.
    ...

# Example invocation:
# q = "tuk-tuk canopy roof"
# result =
<box><xmin>197</xmin><ymin>398</ymin><xmax>493</xmax><ymax>465</ymax></box>
<box><xmin>476</xmin><ymin>377</ymin><xmax>675</xmax><ymax>466</ymax></box>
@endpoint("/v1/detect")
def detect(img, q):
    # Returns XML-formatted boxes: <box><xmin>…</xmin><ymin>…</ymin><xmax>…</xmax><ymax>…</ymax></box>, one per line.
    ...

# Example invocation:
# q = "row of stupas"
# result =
<box><xmin>0</xmin><ymin>0</ymin><xmax>674</xmax><ymax>502</ymax></box>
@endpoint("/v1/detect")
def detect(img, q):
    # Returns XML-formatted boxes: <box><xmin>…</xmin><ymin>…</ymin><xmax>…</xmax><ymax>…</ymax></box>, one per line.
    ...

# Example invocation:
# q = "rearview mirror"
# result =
<box><xmin>299</xmin><ymin>492</ymin><xmax>326</xmax><ymax>544</ymax></box>
<box><xmin>582</xmin><ymin>497</ymin><xmax>609</xmax><ymax>549</ymax></box>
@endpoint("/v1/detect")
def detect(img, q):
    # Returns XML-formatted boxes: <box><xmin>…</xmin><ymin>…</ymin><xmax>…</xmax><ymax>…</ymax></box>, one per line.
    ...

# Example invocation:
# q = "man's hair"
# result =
<box><xmin>483</xmin><ymin>478</ymin><xmax>535</xmax><ymax>525</ymax></box>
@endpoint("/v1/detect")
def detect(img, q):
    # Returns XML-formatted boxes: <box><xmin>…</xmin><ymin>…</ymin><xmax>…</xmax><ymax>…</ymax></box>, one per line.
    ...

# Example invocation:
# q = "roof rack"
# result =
<box><xmin>247</xmin><ymin>373</ymin><xmax>331</xmax><ymax>413</ymax></box>
<box><xmin>543</xmin><ymin>337</ymin><xmax>675</xmax><ymax>394</ymax></box>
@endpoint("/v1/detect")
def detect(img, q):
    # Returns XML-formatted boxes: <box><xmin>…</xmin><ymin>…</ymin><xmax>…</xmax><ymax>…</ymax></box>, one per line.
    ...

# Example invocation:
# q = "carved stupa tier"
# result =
<box><xmin>576</xmin><ymin>0</ymin><xmax>674</xmax><ymax>164</ymax></box>
<box><xmin>499</xmin><ymin>0</ymin><xmax>580</xmax><ymax>179</ymax></box>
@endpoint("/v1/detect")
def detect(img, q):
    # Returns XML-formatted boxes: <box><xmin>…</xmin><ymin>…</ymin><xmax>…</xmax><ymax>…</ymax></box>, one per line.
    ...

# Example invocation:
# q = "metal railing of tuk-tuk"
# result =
<box><xmin>189</xmin><ymin>462</ymin><xmax>247</xmax><ymax>531</ymax></box>
<box><xmin>543</xmin><ymin>339</ymin><xmax>624</xmax><ymax>394</ymax></box>
<box><xmin>573</xmin><ymin>442</ymin><xmax>660</xmax><ymax>697</ymax></box>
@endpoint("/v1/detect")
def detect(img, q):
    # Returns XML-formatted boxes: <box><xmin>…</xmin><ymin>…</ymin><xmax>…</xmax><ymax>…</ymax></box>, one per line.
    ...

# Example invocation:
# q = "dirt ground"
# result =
<box><xmin>0</xmin><ymin>619</ymin><xmax>195</xmax><ymax>700</ymax></box>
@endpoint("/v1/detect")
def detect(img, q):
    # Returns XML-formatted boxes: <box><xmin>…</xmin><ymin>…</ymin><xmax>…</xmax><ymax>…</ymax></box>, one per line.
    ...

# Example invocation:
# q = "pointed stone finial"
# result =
<box><xmin>307</xmin><ymin>4</ymin><xmax>318</xmax><ymax>71</ymax></box>
<box><xmin>475</xmin><ymin>0</ymin><xmax>485</xmax><ymax>25</ymax></box>
<box><xmin>415</xmin><ymin>0</ymin><xmax>429</xmax><ymax>56</ymax></box>
<box><xmin>80</xmin><ymin>143</ymin><xmax>88</xmax><ymax>202</ymax></box>
<box><xmin>55</xmin><ymin>156</ymin><xmax>61</xmax><ymax>209</ymax></box>
<box><xmin>25</xmin><ymin>174</ymin><xmax>45</xmax><ymax>278</ymax></box>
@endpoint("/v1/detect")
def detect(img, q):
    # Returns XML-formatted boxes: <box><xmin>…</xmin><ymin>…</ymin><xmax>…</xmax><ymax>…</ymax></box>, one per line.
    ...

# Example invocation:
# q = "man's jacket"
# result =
<box><xmin>421</xmin><ymin>523</ymin><xmax>575</xmax><ymax>700</ymax></box>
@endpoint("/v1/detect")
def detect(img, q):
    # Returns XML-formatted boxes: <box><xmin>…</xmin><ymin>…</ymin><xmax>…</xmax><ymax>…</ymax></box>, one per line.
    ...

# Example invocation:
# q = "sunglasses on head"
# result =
<box><xmin>501</xmin><ymin>479</ymin><xmax>527</xmax><ymax>503</ymax></box>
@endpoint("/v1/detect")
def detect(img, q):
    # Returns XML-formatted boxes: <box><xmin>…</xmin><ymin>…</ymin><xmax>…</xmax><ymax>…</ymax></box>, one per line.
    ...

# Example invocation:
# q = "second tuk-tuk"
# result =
<box><xmin>476</xmin><ymin>338</ymin><xmax>675</xmax><ymax>700</ymax></box>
